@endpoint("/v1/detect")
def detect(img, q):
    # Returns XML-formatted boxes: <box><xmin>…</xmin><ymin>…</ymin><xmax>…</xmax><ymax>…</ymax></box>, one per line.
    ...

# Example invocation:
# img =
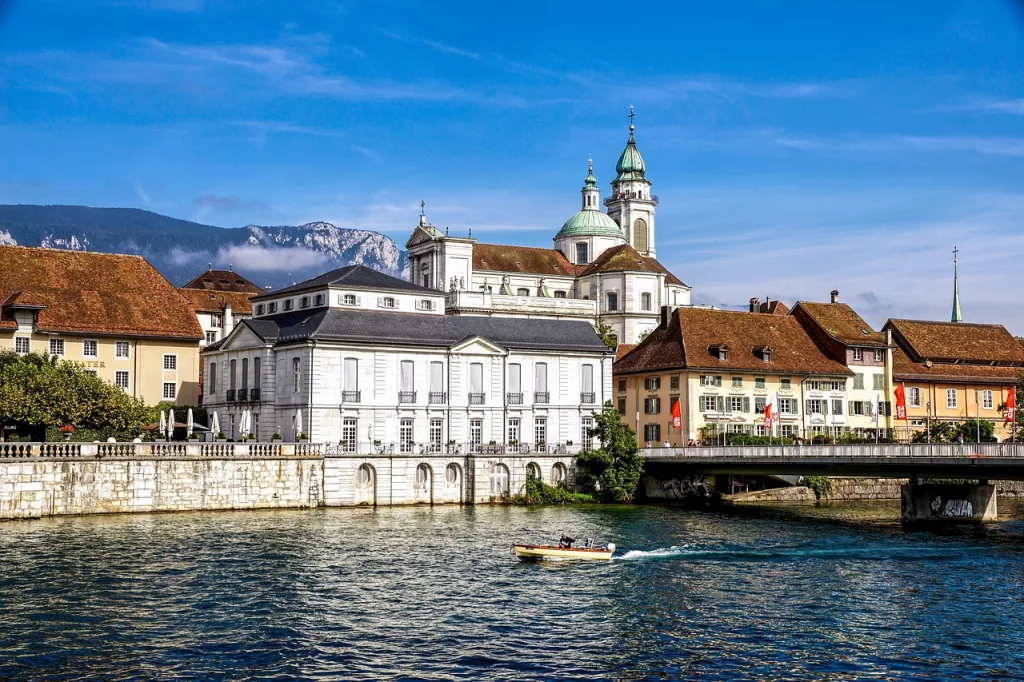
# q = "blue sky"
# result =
<box><xmin>3</xmin><ymin>0</ymin><xmax>1024</xmax><ymax>332</ymax></box>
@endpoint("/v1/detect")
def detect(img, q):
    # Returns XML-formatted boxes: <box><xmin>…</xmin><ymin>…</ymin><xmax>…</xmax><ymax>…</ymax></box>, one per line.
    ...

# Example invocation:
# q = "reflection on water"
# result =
<box><xmin>1</xmin><ymin>501</ymin><xmax>1024</xmax><ymax>680</ymax></box>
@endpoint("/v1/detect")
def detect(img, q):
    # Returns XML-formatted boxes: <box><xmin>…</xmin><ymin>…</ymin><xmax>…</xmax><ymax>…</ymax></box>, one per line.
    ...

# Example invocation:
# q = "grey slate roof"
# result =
<box><xmin>256</xmin><ymin>264</ymin><xmax>433</xmax><ymax>298</ymax></box>
<box><xmin>254</xmin><ymin>309</ymin><xmax>610</xmax><ymax>353</ymax></box>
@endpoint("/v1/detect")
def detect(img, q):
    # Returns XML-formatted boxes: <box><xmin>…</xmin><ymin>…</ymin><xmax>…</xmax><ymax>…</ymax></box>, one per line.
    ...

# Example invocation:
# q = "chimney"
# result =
<box><xmin>660</xmin><ymin>305</ymin><xmax>670</xmax><ymax>330</ymax></box>
<box><xmin>223</xmin><ymin>303</ymin><xmax>234</xmax><ymax>337</ymax></box>
<box><xmin>830</xmin><ymin>290</ymin><xmax>839</xmax><ymax>304</ymax></box>
<box><xmin>749</xmin><ymin>297</ymin><xmax>760</xmax><ymax>313</ymax></box>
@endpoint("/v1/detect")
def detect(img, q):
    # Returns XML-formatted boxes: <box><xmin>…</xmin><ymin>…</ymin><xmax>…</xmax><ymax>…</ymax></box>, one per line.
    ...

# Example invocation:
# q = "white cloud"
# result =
<box><xmin>214</xmin><ymin>244</ymin><xmax>331</xmax><ymax>272</ymax></box>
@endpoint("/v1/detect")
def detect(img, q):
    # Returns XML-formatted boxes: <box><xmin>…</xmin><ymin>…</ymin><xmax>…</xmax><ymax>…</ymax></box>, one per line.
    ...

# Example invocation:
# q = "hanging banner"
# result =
<box><xmin>671</xmin><ymin>399</ymin><xmax>681</xmax><ymax>429</ymax></box>
<box><xmin>894</xmin><ymin>383</ymin><xmax>907</xmax><ymax>421</ymax></box>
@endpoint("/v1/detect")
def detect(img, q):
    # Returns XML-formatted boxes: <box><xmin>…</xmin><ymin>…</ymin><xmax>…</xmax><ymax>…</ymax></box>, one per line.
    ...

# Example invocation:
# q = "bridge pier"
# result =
<box><xmin>901</xmin><ymin>481</ymin><xmax>997</xmax><ymax>523</ymax></box>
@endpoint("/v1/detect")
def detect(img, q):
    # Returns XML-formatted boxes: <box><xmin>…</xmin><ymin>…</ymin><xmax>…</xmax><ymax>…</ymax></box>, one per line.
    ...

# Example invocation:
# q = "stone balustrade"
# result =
<box><xmin>0</xmin><ymin>442</ymin><xmax>323</xmax><ymax>460</ymax></box>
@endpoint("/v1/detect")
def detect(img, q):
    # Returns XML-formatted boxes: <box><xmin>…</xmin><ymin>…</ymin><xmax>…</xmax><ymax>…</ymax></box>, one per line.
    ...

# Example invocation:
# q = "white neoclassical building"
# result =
<box><xmin>405</xmin><ymin>112</ymin><xmax>690</xmax><ymax>346</ymax></box>
<box><xmin>201</xmin><ymin>265</ymin><xmax>614</xmax><ymax>452</ymax></box>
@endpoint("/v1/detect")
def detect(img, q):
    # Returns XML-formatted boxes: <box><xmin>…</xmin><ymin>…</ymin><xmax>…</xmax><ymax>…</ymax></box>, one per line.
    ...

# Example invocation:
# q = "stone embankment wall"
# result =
<box><xmin>0</xmin><ymin>442</ymin><xmax>579</xmax><ymax>520</ymax></box>
<box><xmin>0</xmin><ymin>443</ymin><xmax>322</xmax><ymax>520</ymax></box>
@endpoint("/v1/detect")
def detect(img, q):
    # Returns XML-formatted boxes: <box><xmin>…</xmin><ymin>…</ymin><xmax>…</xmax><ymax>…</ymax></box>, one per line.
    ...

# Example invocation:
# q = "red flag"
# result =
<box><xmin>671</xmin><ymin>399</ymin><xmax>681</xmax><ymax>429</ymax></box>
<box><xmin>894</xmin><ymin>383</ymin><xmax>907</xmax><ymax>421</ymax></box>
<box><xmin>1008</xmin><ymin>386</ymin><xmax>1017</xmax><ymax>423</ymax></box>
<box><xmin>763</xmin><ymin>401</ymin><xmax>773</xmax><ymax>429</ymax></box>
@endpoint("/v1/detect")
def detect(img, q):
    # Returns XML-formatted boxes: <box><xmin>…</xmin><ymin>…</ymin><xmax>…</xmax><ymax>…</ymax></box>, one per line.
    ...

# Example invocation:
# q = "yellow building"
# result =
<box><xmin>615</xmin><ymin>307</ymin><xmax>853</xmax><ymax>446</ymax></box>
<box><xmin>0</xmin><ymin>246</ymin><xmax>203</xmax><ymax>405</ymax></box>
<box><xmin>884</xmin><ymin>319</ymin><xmax>1023</xmax><ymax>441</ymax></box>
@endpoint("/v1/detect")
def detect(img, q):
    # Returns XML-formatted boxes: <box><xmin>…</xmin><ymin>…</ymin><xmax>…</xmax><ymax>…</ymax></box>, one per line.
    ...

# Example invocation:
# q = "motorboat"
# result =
<box><xmin>513</xmin><ymin>537</ymin><xmax>616</xmax><ymax>561</ymax></box>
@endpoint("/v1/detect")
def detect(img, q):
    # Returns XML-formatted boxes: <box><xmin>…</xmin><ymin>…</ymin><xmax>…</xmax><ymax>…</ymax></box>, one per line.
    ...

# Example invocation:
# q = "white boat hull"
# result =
<box><xmin>513</xmin><ymin>544</ymin><xmax>614</xmax><ymax>561</ymax></box>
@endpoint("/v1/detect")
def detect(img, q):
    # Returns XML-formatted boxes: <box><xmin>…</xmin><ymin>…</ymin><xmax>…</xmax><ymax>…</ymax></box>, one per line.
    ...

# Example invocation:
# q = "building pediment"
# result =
<box><xmin>406</xmin><ymin>225</ymin><xmax>445</xmax><ymax>249</ymax></box>
<box><xmin>216</xmin><ymin>324</ymin><xmax>268</xmax><ymax>351</ymax></box>
<box><xmin>449</xmin><ymin>335</ymin><xmax>506</xmax><ymax>355</ymax></box>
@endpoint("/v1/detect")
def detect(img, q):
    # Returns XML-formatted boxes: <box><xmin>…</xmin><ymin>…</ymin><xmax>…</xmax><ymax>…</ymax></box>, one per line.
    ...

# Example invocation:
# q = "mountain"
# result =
<box><xmin>0</xmin><ymin>205</ymin><xmax>408</xmax><ymax>290</ymax></box>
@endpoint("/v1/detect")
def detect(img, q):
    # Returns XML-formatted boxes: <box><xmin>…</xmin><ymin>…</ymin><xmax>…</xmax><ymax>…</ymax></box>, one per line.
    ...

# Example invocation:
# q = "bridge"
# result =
<box><xmin>642</xmin><ymin>443</ymin><xmax>1024</xmax><ymax>522</ymax></box>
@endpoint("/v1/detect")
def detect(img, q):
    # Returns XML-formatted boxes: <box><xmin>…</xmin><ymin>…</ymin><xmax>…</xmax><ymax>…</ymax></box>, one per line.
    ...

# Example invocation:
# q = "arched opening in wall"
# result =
<box><xmin>633</xmin><ymin>218</ymin><xmax>648</xmax><ymax>252</ymax></box>
<box><xmin>356</xmin><ymin>464</ymin><xmax>376</xmax><ymax>506</ymax></box>
<box><xmin>490</xmin><ymin>463</ymin><xmax>510</xmax><ymax>497</ymax></box>
<box><xmin>551</xmin><ymin>463</ymin><xmax>567</xmax><ymax>488</ymax></box>
<box><xmin>526</xmin><ymin>462</ymin><xmax>541</xmax><ymax>480</ymax></box>
<box><xmin>445</xmin><ymin>463</ymin><xmax>463</xmax><ymax>504</ymax></box>
<box><xmin>414</xmin><ymin>463</ymin><xmax>433</xmax><ymax>504</ymax></box>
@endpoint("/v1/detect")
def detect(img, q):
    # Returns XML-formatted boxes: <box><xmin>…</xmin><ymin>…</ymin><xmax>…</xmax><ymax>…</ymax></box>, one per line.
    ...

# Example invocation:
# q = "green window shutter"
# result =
<box><xmin>743</xmin><ymin>397</ymin><xmax>751</xmax><ymax>413</ymax></box>
<box><xmin>793</xmin><ymin>400</ymin><xmax>799</xmax><ymax>415</ymax></box>
<box><xmin>716</xmin><ymin>396</ymin><xmax>724</xmax><ymax>412</ymax></box>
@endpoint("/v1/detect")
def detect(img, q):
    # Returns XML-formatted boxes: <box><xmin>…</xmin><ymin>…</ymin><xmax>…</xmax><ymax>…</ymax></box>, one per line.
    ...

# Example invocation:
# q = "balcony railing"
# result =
<box><xmin>249</xmin><ymin>388</ymin><xmax>261</xmax><ymax>402</ymax></box>
<box><xmin>429</xmin><ymin>391</ymin><xmax>447</xmax><ymax>404</ymax></box>
<box><xmin>507</xmin><ymin>392</ymin><xmax>523</xmax><ymax>405</ymax></box>
<box><xmin>398</xmin><ymin>391</ymin><xmax>417</xmax><ymax>404</ymax></box>
<box><xmin>534</xmin><ymin>392</ymin><xmax>550</xmax><ymax>404</ymax></box>
<box><xmin>324</xmin><ymin>441</ymin><xmax>589</xmax><ymax>456</ymax></box>
<box><xmin>469</xmin><ymin>393</ymin><xmax>486</xmax><ymax>405</ymax></box>
<box><xmin>342</xmin><ymin>390</ymin><xmax>361</xmax><ymax>403</ymax></box>
<box><xmin>226</xmin><ymin>389</ymin><xmax>236</xmax><ymax>402</ymax></box>
<box><xmin>580</xmin><ymin>392</ymin><xmax>596</xmax><ymax>404</ymax></box>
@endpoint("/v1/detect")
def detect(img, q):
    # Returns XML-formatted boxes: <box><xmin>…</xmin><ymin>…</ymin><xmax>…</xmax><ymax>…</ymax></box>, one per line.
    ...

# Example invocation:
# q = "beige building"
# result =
<box><xmin>0</xmin><ymin>246</ymin><xmax>203</xmax><ymax>405</ymax></box>
<box><xmin>614</xmin><ymin>307</ymin><xmax>853</xmax><ymax>446</ymax></box>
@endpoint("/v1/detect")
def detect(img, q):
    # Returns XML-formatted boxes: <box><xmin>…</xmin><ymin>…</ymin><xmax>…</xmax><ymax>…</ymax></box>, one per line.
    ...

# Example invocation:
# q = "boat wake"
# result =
<box><xmin>615</xmin><ymin>544</ymin><xmax>976</xmax><ymax>562</ymax></box>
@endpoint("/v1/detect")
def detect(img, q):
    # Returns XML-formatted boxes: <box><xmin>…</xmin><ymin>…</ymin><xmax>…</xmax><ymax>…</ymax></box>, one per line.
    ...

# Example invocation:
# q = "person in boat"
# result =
<box><xmin>559</xmin><ymin>535</ymin><xmax>575</xmax><ymax>549</ymax></box>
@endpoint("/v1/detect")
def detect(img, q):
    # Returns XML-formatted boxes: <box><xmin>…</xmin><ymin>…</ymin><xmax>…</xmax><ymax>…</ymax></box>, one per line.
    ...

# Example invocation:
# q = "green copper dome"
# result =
<box><xmin>556</xmin><ymin>209</ymin><xmax>623</xmax><ymax>239</ymax></box>
<box><xmin>614</xmin><ymin>129</ymin><xmax>647</xmax><ymax>182</ymax></box>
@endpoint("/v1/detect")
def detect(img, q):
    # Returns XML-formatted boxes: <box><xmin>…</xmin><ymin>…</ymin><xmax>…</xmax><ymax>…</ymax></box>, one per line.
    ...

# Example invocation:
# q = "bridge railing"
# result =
<box><xmin>645</xmin><ymin>442</ymin><xmax>1024</xmax><ymax>459</ymax></box>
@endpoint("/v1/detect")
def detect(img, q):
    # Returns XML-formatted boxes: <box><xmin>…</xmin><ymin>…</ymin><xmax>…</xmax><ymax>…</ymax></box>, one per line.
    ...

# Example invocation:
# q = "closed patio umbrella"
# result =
<box><xmin>294</xmin><ymin>409</ymin><xmax>303</xmax><ymax>440</ymax></box>
<box><xmin>159</xmin><ymin>411</ymin><xmax>167</xmax><ymax>435</ymax></box>
<box><xmin>211</xmin><ymin>411</ymin><xmax>220</xmax><ymax>437</ymax></box>
<box><xmin>186</xmin><ymin>408</ymin><xmax>194</xmax><ymax>438</ymax></box>
<box><xmin>167</xmin><ymin>409</ymin><xmax>175</xmax><ymax>440</ymax></box>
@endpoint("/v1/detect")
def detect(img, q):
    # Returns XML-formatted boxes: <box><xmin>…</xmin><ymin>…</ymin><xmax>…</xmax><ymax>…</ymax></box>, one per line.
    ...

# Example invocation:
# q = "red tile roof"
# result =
<box><xmin>885</xmin><ymin>319</ymin><xmax>1024</xmax><ymax>364</ymax></box>
<box><xmin>760</xmin><ymin>299</ymin><xmax>789</xmax><ymax>315</ymax></box>
<box><xmin>181</xmin><ymin>268</ymin><xmax>264</xmax><ymax>293</ymax></box>
<box><xmin>615</xmin><ymin>306</ymin><xmax>851</xmax><ymax>376</ymax></box>
<box><xmin>892</xmin><ymin>348</ymin><xmax>1020</xmax><ymax>385</ymax></box>
<box><xmin>0</xmin><ymin>245</ymin><xmax>203</xmax><ymax>339</ymax></box>
<box><xmin>792</xmin><ymin>301</ymin><xmax>887</xmax><ymax>347</ymax></box>
<box><xmin>472</xmin><ymin>244</ymin><xmax>577</xmax><ymax>277</ymax></box>
<box><xmin>615</xmin><ymin>343</ymin><xmax>638</xmax><ymax>362</ymax></box>
<box><xmin>178</xmin><ymin>288</ymin><xmax>256</xmax><ymax>315</ymax></box>
<box><xmin>578</xmin><ymin>244</ymin><xmax>685</xmax><ymax>285</ymax></box>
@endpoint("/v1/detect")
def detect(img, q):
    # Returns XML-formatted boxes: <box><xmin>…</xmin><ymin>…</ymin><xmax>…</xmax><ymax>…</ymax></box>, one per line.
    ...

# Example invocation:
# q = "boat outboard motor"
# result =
<box><xmin>607</xmin><ymin>543</ymin><xmax>616</xmax><ymax>553</ymax></box>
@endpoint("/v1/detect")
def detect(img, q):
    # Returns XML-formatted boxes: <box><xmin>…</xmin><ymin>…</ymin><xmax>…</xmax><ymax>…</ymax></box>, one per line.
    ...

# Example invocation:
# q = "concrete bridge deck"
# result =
<box><xmin>644</xmin><ymin>443</ymin><xmax>1024</xmax><ymax>480</ymax></box>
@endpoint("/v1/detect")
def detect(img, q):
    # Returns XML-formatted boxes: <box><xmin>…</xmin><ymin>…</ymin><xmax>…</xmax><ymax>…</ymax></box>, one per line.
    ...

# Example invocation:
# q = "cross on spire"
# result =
<box><xmin>420</xmin><ymin>200</ymin><xmax>425</xmax><ymax>217</ymax></box>
<box><xmin>628</xmin><ymin>105</ymin><xmax>635</xmax><ymax>132</ymax></box>
<box><xmin>953</xmin><ymin>245</ymin><xmax>958</xmax><ymax>263</ymax></box>
<box><xmin>951</xmin><ymin>245</ymin><xmax>963</xmax><ymax>323</ymax></box>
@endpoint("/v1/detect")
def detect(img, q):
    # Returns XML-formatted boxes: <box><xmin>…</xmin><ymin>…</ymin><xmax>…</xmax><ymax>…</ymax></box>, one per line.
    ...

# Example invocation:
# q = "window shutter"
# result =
<box><xmin>792</xmin><ymin>400</ymin><xmax>799</xmax><ymax>415</ymax></box>
<box><xmin>716</xmin><ymin>396</ymin><xmax>724</xmax><ymax>412</ymax></box>
<box><xmin>743</xmin><ymin>397</ymin><xmax>750</xmax><ymax>413</ymax></box>
<box><xmin>377</xmin><ymin>296</ymin><xmax>384</xmax><ymax>307</ymax></box>
<box><xmin>848</xmin><ymin>401</ymin><xmax>854</xmax><ymax>415</ymax></box>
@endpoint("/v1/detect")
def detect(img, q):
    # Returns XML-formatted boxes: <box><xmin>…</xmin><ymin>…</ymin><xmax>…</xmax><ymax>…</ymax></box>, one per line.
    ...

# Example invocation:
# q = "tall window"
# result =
<box><xmin>344</xmin><ymin>358</ymin><xmax>358</xmax><ymax>400</ymax></box>
<box><xmin>576</xmin><ymin>242</ymin><xmax>589</xmax><ymax>264</ymax></box>
<box><xmin>241</xmin><ymin>358</ymin><xmax>249</xmax><ymax>390</ymax></box>
<box><xmin>644</xmin><ymin>397</ymin><xmax>661</xmax><ymax>414</ymax></box>
<box><xmin>470</xmin><ymin>419</ymin><xmax>483</xmax><ymax>447</ymax></box>
<box><xmin>534</xmin><ymin>417</ymin><xmax>547</xmax><ymax>445</ymax></box>
<box><xmin>646</xmin><ymin>376</ymin><xmax>662</xmax><ymax>390</ymax></box>
<box><xmin>429</xmin><ymin>361</ymin><xmax>444</xmax><ymax>402</ymax></box>
<box><xmin>983</xmin><ymin>390</ymin><xmax>993</xmax><ymax>410</ymax></box>
<box><xmin>163</xmin><ymin>354</ymin><xmax>177</xmax><ymax>371</ymax></box>
<box><xmin>49</xmin><ymin>339</ymin><xmax>64</xmax><ymax>356</ymax></box>
<box><xmin>429</xmin><ymin>418</ymin><xmax>443</xmax><ymax>453</ymax></box>
<box><xmin>115</xmin><ymin>341</ymin><xmax>130</xmax><ymax>359</ymax></box>
<box><xmin>581</xmin><ymin>417</ymin><xmax>594</xmax><ymax>451</ymax></box>
<box><xmin>293</xmin><ymin>358</ymin><xmax>301</xmax><ymax>393</ymax></box>
<box><xmin>507</xmin><ymin>418</ymin><xmax>520</xmax><ymax>444</ymax></box>
<box><xmin>400</xmin><ymin>360</ymin><xmax>415</xmax><ymax>401</ymax></box>
<box><xmin>832</xmin><ymin>399</ymin><xmax>843</xmax><ymax>415</ymax></box>
<box><xmin>643</xmin><ymin>423</ymin><xmax>661</xmax><ymax>442</ymax></box>
<box><xmin>229</xmin><ymin>359</ymin><xmax>237</xmax><ymax>390</ymax></box>
<box><xmin>641</xmin><ymin>292</ymin><xmax>652</xmax><ymax>311</ymax></box>
<box><xmin>400</xmin><ymin>418</ymin><xmax>414</xmax><ymax>453</ymax></box>
<box><xmin>253</xmin><ymin>357</ymin><xmax>261</xmax><ymax>390</ymax></box>
<box><xmin>83</xmin><ymin>340</ymin><xmax>98</xmax><ymax>357</ymax></box>
<box><xmin>633</xmin><ymin>218</ymin><xmax>648</xmax><ymax>252</ymax></box>
<box><xmin>209</xmin><ymin>363</ymin><xmax>217</xmax><ymax>395</ymax></box>
<box><xmin>341</xmin><ymin>418</ymin><xmax>357</xmax><ymax>452</ymax></box>
<box><xmin>470</xmin><ymin>362</ymin><xmax>484</xmax><ymax>403</ymax></box>
<box><xmin>908</xmin><ymin>387</ymin><xmax>921</xmax><ymax>407</ymax></box>
<box><xmin>115</xmin><ymin>371</ymin><xmax>129</xmax><ymax>390</ymax></box>
<box><xmin>581</xmin><ymin>364</ymin><xmax>594</xmax><ymax>402</ymax></box>
<box><xmin>853</xmin><ymin>348</ymin><xmax>863</xmax><ymax>361</ymax></box>
<box><xmin>853</xmin><ymin>374</ymin><xmax>864</xmax><ymax>390</ymax></box>
<box><xmin>606</xmin><ymin>292</ymin><xmax>618</xmax><ymax>312</ymax></box>
<box><xmin>490</xmin><ymin>464</ymin><xmax>510</xmax><ymax>496</ymax></box>
<box><xmin>15</xmin><ymin>337</ymin><xmax>29</xmax><ymax>354</ymax></box>
<box><xmin>947</xmin><ymin>389</ymin><xmax>958</xmax><ymax>409</ymax></box>
<box><xmin>534</xmin><ymin>362</ymin><xmax>548</xmax><ymax>402</ymax></box>
<box><xmin>508</xmin><ymin>363</ymin><xmax>522</xmax><ymax>400</ymax></box>
<box><xmin>873</xmin><ymin>349</ymin><xmax>884</xmax><ymax>362</ymax></box>
<box><xmin>163</xmin><ymin>382</ymin><xmax>176</xmax><ymax>400</ymax></box>
<box><xmin>206</xmin><ymin>331</ymin><xmax>218</xmax><ymax>345</ymax></box>
<box><xmin>872</xmin><ymin>374</ymin><xmax>884</xmax><ymax>390</ymax></box>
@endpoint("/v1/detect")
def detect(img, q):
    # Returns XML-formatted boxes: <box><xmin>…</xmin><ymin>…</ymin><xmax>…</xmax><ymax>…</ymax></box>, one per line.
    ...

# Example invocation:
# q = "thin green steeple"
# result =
<box><xmin>951</xmin><ymin>246</ymin><xmax>962</xmax><ymax>323</ymax></box>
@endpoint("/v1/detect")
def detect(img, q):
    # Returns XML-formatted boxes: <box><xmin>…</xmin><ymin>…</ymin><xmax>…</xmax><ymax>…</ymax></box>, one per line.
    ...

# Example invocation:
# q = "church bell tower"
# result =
<box><xmin>604</xmin><ymin>106</ymin><xmax>657</xmax><ymax>257</ymax></box>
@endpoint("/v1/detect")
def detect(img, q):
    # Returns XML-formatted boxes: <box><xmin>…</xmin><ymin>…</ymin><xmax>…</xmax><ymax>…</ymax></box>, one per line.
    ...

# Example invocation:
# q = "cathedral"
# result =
<box><xmin>405</xmin><ymin>113</ymin><xmax>690</xmax><ymax>346</ymax></box>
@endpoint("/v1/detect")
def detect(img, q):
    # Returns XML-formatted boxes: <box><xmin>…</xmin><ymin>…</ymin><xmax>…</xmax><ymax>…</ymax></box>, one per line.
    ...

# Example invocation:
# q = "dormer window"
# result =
<box><xmin>753</xmin><ymin>345</ymin><xmax>773</xmax><ymax>363</ymax></box>
<box><xmin>417</xmin><ymin>299</ymin><xmax>433</xmax><ymax>311</ymax></box>
<box><xmin>255</xmin><ymin>304</ymin><xmax>265</xmax><ymax>315</ymax></box>
<box><xmin>315</xmin><ymin>294</ymin><xmax>325</xmax><ymax>306</ymax></box>
<box><xmin>343</xmin><ymin>294</ymin><xmax>357</xmax><ymax>306</ymax></box>
<box><xmin>709</xmin><ymin>344</ymin><xmax>729</xmax><ymax>361</ymax></box>
<box><xmin>379</xmin><ymin>296</ymin><xmax>396</xmax><ymax>309</ymax></box>
<box><xmin>268</xmin><ymin>302</ymin><xmax>277</xmax><ymax>313</ymax></box>
<box><xmin>300</xmin><ymin>296</ymin><xmax>310</xmax><ymax>309</ymax></box>
<box><xmin>283</xmin><ymin>299</ymin><xmax>293</xmax><ymax>311</ymax></box>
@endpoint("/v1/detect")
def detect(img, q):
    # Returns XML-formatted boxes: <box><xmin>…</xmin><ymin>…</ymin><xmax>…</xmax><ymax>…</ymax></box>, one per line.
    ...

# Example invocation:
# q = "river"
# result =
<box><xmin>2</xmin><ymin>501</ymin><xmax>1024</xmax><ymax>680</ymax></box>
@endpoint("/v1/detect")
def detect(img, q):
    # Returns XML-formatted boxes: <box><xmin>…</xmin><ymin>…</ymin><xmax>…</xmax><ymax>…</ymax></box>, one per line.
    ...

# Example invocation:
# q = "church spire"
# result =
<box><xmin>581</xmin><ymin>159</ymin><xmax>599</xmax><ymax>210</ymax></box>
<box><xmin>951</xmin><ymin>246</ymin><xmax>963</xmax><ymax>323</ymax></box>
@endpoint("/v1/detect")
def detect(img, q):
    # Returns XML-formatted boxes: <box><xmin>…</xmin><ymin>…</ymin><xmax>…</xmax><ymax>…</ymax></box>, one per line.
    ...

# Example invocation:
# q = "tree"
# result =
<box><xmin>594</xmin><ymin>318</ymin><xmax>618</xmax><ymax>350</ymax></box>
<box><xmin>576</xmin><ymin>402</ymin><xmax>644</xmax><ymax>502</ymax></box>
<box><xmin>911</xmin><ymin>421</ymin><xmax>955</xmax><ymax>443</ymax></box>
<box><xmin>0</xmin><ymin>351</ymin><xmax>149</xmax><ymax>440</ymax></box>
<box><xmin>953</xmin><ymin>419</ymin><xmax>996</xmax><ymax>443</ymax></box>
